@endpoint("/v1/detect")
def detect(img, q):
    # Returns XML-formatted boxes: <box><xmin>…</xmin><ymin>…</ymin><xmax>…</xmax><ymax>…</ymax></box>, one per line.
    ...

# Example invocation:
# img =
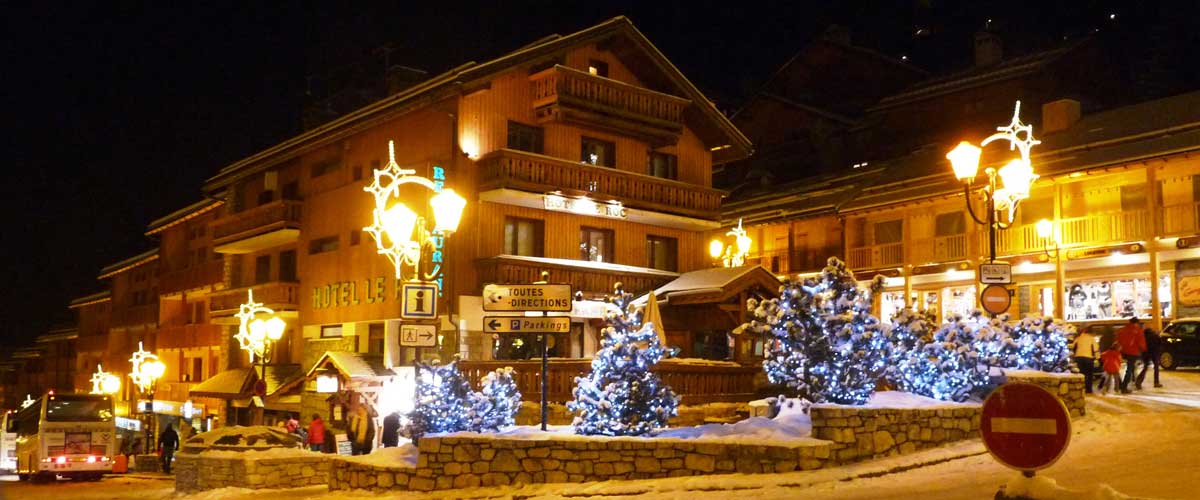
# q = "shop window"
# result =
<box><xmin>935</xmin><ymin>212</ymin><xmax>966</xmax><ymax>236</ymax></box>
<box><xmin>872</xmin><ymin>219</ymin><xmax>903</xmax><ymax>245</ymax></box>
<box><xmin>506</xmin><ymin>121</ymin><xmax>544</xmax><ymax>154</ymax></box>
<box><xmin>581</xmin><ymin>137</ymin><xmax>615</xmax><ymax>167</ymax></box>
<box><xmin>580</xmin><ymin>226</ymin><xmax>614</xmax><ymax>263</ymax></box>
<box><xmin>646</xmin><ymin>235</ymin><xmax>677</xmax><ymax>271</ymax></box>
<box><xmin>1120</xmin><ymin>184</ymin><xmax>1147</xmax><ymax>211</ymax></box>
<box><xmin>504</xmin><ymin>217</ymin><xmax>544</xmax><ymax>256</ymax></box>
<box><xmin>320</xmin><ymin>325</ymin><xmax>343</xmax><ymax>338</ymax></box>
<box><xmin>587</xmin><ymin>59</ymin><xmax>609</xmax><ymax>77</ymax></box>
<box><xmin>649</xmin><ymin>152</ymin><xmax>677</xmax><ymax>180</ymax></box>
<box><xmin>254</xmin><ymin>255</ymin><xmax>271</xmax><ymax>284</ymax></box>
<box><xmin>279</xmin><ymin>250</ymin><xmax>297</xmax><ymax>282</ymax></box>
<box><xmin>308</xmin><ymin>236</ymin><xmax>339</xmax><ymax>255</ymax></box>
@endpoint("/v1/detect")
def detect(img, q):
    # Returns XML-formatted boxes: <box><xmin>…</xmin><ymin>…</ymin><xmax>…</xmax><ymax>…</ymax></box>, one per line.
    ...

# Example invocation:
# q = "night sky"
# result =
<box><xmin>1</xmin><ymin>1</ymin><xmax>1188</xmax><ymax>349</ymax></box>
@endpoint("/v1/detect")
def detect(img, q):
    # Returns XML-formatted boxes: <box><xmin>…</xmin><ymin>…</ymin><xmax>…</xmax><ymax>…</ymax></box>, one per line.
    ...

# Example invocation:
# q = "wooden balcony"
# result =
<box><xmin>210</xmin><ymin>281</ymin><xmax>301</xmax><ymax>317</ymax></box>
<box><xmin>110</xmin><ymin>304</ymin><xmax>158</xmax><ymax>328</ymax></box>
<box><xmin>1161</xmin><ymin>201</ymin><xmax>1200</xmax><ymax>237</ymax></box>
<box><xmin>478</xmin><ymin>149</ymin><xmax>724</xmax><ymax>220</ymax></box>
<box><xmin>159</xmin><ymin>260</ymin><xmax>224</xmax><ymax>295</ymax></box>
<box><xmin>847</xmin><ymin>242</ymin><xmax>904</xmax><ymax>270</ymax></box>
<box><xmin>910</xmin><ymin>234</ymin><xmax>970</xmax><ymax>265</ymax></box>
<box><xmin>156</xmin><ymin>324</ymin><xmax>223</xmax><ymax>349</ymax></box>
<box><xmin>992</xmin><ymin>210</ymin><xmax>1150</xmax><ymax>256</ymax></box>
<box><xmin>458</xmin><ymin>359</ymin><xmax>760</xmax><ymax>404</ymax></box>
<box><xmin>529</xmin><ymin>65</ymin><xmax>689</xmax><ymax>146</ymax></box>
<box><xmin>475</xmin><ymin>255</ymin><xmax>677</xmax><ymax>297</ymax></box>
<box><xmin>211</xmin><ymin>200</ymin><xmax>302</xmax><ymax>254</ymax></box>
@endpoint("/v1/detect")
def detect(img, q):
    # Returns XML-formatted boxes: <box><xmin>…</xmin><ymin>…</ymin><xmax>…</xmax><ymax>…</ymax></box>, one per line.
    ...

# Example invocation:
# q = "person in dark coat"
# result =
<box><xmin>1137</xmin><ymin>328</ymin><xmax>1164</xmax><ymax>389</ymax></box>
<box><xmin>157</xmin><ymin>425</ymin><xmax>179</xmax><ymax>474</ymax></box>
<box><xmin>381</xmin><ymin>411</ymin><xmax>401</xmax><ymax>448</ymax></box>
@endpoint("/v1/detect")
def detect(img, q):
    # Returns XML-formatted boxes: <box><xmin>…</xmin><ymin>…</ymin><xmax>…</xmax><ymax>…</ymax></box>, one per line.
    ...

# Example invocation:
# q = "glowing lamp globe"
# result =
<box><xmin>430</xmin><ymin>188</ymin><xmax>466</xmax><ymax>233</ymax></box>
<box><xmin>249</xmin><ymin>318</ymin><xmax>268</xmax><ymax>342</ymax></box>
<box><xmin>946</xmin><ymin>141</ymin><xmax>983</xmax><ymax>181</ymax></box>
<box><xmin>146</xmin><ymin>360</ymin><xmax>166</xmax><ymax>380</ymax></box>
<box><xmin>998</xmin><ymin>159</ymin><xmax>1037</xmax><ymax>201</ymax></box>
<box><xmin>736</xmin><ymin>233</ymin><xmax>752</xmax><ymax>255</ymax></box>
<box><xmin>709</xmin><ymin>240</ymin><xmax>724</xmax><ymax>259</ymax></box>
<box><xmin>100</xmin><ymin>374</ymin><xmax>121</xmax><ymax>395</ymax></box>
<box><xmin>1036</xmin><ymin>219</ymin><xmax>1053</xmax><ymax>239</ymax></box>
<box><xmin>381</xmin><ymin>203</ymin><xmax>418</xmax><ymax>245</ymax></box>
<box><xmin>265</xmin><ymin>316</ymin><xmax>287</xmax><ymax>341</ymax></box>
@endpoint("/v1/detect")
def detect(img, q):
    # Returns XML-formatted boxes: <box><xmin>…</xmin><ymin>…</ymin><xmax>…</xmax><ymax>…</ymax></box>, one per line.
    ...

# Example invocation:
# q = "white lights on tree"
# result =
<box><xmin>234</xmin><ymin>289</ymin><xmax>286</xmax><ymax>363</ymax></box>
<box><xmin>90</xmin><ymin>363</ymin><xmax>121</xmax><ymax>395</ymax></box>
<box><xmin>128</xmin><ymin>341</ymin><xmax>165</xmax><ymax>393</ymax></box>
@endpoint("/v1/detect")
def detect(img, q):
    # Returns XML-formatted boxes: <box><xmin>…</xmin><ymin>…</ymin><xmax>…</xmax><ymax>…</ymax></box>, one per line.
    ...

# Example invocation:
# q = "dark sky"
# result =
<box><xmin>0</xmin><ymin>1</ymin><xmax>1183</xmax><ymax>349</ymax></box>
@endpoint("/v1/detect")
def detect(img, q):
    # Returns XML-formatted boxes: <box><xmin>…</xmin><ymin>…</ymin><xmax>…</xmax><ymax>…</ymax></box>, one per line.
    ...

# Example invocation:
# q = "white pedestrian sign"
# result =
<box><xmin>400</xmin><ymin>323</ymin><xmax>437</xmax><ymax>347</ymax></box>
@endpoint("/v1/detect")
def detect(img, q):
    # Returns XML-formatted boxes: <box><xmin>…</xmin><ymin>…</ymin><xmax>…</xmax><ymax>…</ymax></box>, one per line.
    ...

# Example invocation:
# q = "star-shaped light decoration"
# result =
<box><xmin>90</xmin><ymin>363</ymin><xmax>121</xmax><ymax>395</ymax></box>
<box><xmin>128</xmin><ymin>341</ymin><xmax>165</xmax><ymax>393</ymax></box>
<box><xmin>981</xmin><ymin>101</ymin><xmax>1041</xmax><ymax>222</ymax></box>
<box><xmin>20</xmin><ymin>394</ymin><xmax>35</xmax><ymax>409</ymax></box>
<box><xmin>982</xmin><ymin>101</ymin><xmax>1041</xmax><ymax>162</ymax></box>
<box><xmin>234</xmin><ymin>289</ymin><xmax>286</xmax><ymax>363</ymax></box>
<box><xmin>363</xmin><ymin>141</ymin><xmax>439</xmax><ymax>280</ymax></box>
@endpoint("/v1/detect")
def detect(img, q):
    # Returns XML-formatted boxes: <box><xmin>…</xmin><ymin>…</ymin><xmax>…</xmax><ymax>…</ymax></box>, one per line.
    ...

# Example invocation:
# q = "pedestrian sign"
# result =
<box><xmin>400</xmin><ymin>282</ymin><xmax>438</xmax><ymax>319</ymax></box>
<box><xmin>399</xmin><ymin>323</ymin><xmax>437</xmax><ymax>347</ymax></box>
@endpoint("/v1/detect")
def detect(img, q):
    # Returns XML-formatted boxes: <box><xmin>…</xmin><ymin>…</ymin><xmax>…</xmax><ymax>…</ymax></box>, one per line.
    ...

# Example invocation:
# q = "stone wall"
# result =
<box><xmin>1005</xmin><ymin>372</ymin><xmax>1087</xmax><ymax>418</ymax></box>
<box><xmin>514</xmin><ymin>402</ymin><xmax>749</xmax><ymax>427</ymax></box>
<box><xmin>174</xmin><ymin>452</ymin><xmax>330</xmax><ymax>493</ymax></box>
<box><xmin>132</xmin><ymin>454</ymin><xmax>161</xmax><ymax>473</ymax></box>
<box><xmin>809</xmin><ymin>406</ymin><xmax>981</xmax><ymax>463</ymax></box>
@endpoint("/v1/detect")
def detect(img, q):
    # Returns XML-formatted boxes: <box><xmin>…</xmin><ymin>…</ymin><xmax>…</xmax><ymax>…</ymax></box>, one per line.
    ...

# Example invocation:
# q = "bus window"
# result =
<box><xmin>45</xmin><ymin>395</ymin><xmax>113</xmax><ymax>422</ymax></box>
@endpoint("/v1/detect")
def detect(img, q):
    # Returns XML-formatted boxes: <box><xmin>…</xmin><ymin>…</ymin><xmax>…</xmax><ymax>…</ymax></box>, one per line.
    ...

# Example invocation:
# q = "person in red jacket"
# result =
<box><xmin>1099</xmin><ymin>343</ymin><xmax>1124</xmax><ymax>395</ymax></box>
<box><xmin>306</xmin><ymin>414</ymin><xmax>326</xmax><ymax>452</ymax></box>
<box><xmin>1116</xmin><ymin>317</ymin><xmax>1146</xmax><ymax>393</ymax></box>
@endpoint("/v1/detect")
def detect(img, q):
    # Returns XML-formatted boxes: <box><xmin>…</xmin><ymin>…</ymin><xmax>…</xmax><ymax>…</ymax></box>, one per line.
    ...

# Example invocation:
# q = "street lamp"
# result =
<box><xmin>709</xmin><ymin>219</ymin><xmax>752</xmax><ymax>267</ymax></box>
<box><xmin>129</xmin><ymin>342</ymin><xmax>165</xmax><ymax>454</ymax></box>
<box><xmin>947</xmin><ymin>101</ymin><xmax>1041</xmax><ymax>263</ymax></box>
<box><xmin>364</xmin><ymin>140</ymin><xmax>466</xmax><ymax>281</ymax></box>
<box><xmin>90</xmin><ymin>363</ymin><xmax>122</xmax><ymax>395</ymax></box>
<box><xmin>1035</xmin><ymin>219</ymin><xmax>1062</xmax><ymax>258</ymax></box>
<box><xmin>234</xmin><ymin>289</ymin><xmax>287</xmax><ymax>425</ymax></box>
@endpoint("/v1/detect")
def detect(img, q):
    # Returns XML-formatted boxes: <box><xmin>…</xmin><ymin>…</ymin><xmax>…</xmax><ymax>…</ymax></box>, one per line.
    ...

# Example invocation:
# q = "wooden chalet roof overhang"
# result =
<box><xmin>638</xmin><ymin>265</ymin><xmax>781</xmax><ymax>332</ymax></box>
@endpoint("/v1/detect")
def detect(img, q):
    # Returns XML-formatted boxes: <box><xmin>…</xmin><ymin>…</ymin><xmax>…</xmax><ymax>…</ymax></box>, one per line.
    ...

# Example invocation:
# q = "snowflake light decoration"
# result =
<box><xmin>981</xmin><ymin>101</ymin><xmax>1041</xmax><ymax>221</ymax></box>
<box><xmin>21</xmin><ymin>394</ymin><xmax>35</xmax><ymax>409</ymax></box>
<box><xmin>233</xmin><ymin>289</ymin><xmax>285</xmax><ymax>363</ymax></box>
<box><xmin>128</xmin><ymin>341</ymin><xmax>164</xmax><ymax>393</ymax></box>
<box><xmin>90</xmin><ymin>363</ymin><xmax>121</xmax><ymax>395</ymax></box>
<box><xmin>363</xmin><ymin>141</ymin><xmax>439</xmax><ymax>280</ymax></box>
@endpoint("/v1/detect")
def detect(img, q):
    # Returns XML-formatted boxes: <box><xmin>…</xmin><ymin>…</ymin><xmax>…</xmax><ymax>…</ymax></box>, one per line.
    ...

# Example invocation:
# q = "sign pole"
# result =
<box><xmin>540</xmin><ymin>311</ymin><xmax>549</xmax><ymax>431</ymax></box>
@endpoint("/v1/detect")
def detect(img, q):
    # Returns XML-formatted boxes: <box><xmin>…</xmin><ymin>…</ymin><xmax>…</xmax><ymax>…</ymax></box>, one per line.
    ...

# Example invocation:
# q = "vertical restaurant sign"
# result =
<box><xmin>430</xmin><ymin>165</ymin><xmax>446</xmax><ymax>297</ymax></box>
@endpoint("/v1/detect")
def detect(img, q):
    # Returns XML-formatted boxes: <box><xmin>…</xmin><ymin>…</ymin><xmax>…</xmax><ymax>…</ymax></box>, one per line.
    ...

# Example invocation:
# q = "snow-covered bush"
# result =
<box><xmin>893</xmin><ymin>312</ymin><xmax>990</xmax><ymax>402</ymax></box>
<box><xmin>408</xmin><ymin>358</ymin><xmax>523</xmax><ymax>438</ymax></box>
<box><xmin>745</xmin><ymin>257</ymin><xmax>892</xmax><ymax>405</ymax></box>
<box><xmin>467</xmin><ymin>367</ymin><xmax>522</xmax><ymax>432</ymax></box>
<box><xmin>569</xmin><ymin>283</ymin><xmax>679</xmax><ymax>436</ymax></box>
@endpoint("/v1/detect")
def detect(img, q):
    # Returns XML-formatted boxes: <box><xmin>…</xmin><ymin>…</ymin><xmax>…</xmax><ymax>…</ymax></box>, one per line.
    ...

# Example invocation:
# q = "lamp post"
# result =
<box><xmin>364</xmin><ymin>140</ymin><xmax>466</xmax><ymax>367</ymax></box>
<box><xmin>946</xmin><ymin>101</ymin><xmax>1041</xmax><ymax>264</ymax></box>
<box><xmin>709</xmin><ymin>219</ymin><xmax>752</xmax><ymax>267</ymax></box>
<box><xmin>129</xmin><ymin>342</ymin><xmax>165</xmax><ymax>454</ymax></box>
<box><xmin>234</xmin><ymin>290</ymin><xmax>287</xmax><ymax>426</ymax></box>
<box><xmin>1037</xmin><ymin>219</ymin><xmax>1067</xmax><ymax>317</ymax></box>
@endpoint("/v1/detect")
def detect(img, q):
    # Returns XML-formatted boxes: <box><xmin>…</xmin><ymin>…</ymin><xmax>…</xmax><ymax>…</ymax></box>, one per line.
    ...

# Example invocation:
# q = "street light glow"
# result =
<box><xmin>947</xmin><ymin>141</ymin><xmax>982</xmax><ymax>181</ymax></box>
<box><xmin>430</xmin><ymin>188</ymin><xmax>467</xmax><ymax>234</ymax></box>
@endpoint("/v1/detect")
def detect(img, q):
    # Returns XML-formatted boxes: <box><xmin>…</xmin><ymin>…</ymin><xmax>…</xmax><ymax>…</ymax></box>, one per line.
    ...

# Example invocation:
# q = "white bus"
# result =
<box><xmin>11</xmin><ymin>392</ymin><xmax>115</xmax><ymax>481</ymax></box>
<box><xmin>1</xmin><ymin>410</ymin><xmax>16</xmax><ymax>472</ymax></box>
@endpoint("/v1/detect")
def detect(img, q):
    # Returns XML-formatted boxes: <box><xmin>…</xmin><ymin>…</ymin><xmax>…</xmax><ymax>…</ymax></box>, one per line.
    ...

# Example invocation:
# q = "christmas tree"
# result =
<box><xmin>569</xmin><ymin>283</ymin><xmax>678</xmax><ymax>436</ymax></box>
<box><xmin>467</xmin><ymin>367</ymin><xmax>522</xmax><ymax>432</ymax></box>
<box><xmin>746</xmin><ymin>257</ymin><xmax>891</xmax><ymax>405</ymax></box>
<box><xmin>1008</xmin><ymin>316</ymin><xmax>1072</xmax><ymax>372</ymax></box>
<box><xmin>893</xmin><ymin>312</ymin><xmax>991</xmax><ymax>402</ymax></box>
<box><xmin>407</xmin><ymin>357</ymin><xmax>473</xmax><ymax>437</ymax></box>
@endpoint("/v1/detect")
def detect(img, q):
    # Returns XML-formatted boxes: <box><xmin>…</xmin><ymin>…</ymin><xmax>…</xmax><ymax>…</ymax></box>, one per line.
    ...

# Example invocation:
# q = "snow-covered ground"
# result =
<box><xmin>3</xmin><ymin>370</ymin><xmax>1198</xmax><ymax>500</ymax></box>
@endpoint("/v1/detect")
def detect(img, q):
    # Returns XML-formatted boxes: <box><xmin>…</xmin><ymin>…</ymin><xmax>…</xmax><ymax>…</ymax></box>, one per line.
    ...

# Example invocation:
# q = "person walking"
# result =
<box><xmin>1116</xmin><ymin>317</ymin><xmax>1146</xmax><ymax>393</ymax></box>
<box><xmin>1071</xmin><ymin>329</ymin><xmax>1098</xmax><ymax>394</ymax></box>
<box><xmin>286</xmin><ymin>413</ymin><xmax>301</xmax><ymax>434</ymax></box>
<box><xmin>1137</xmin><ymin>327</ymin><xmax>1164</xmax><ymax>389</ymax></box>
<box><xmin>157</xmin><ymin>425</ymin><xmax>179</xmax><ymax>474</ymax></box>
<box><xmin>348</xmin><ymin>405</ymin><xmax>375</xmax><ymax>455</ymax></box>
<box><xmin>380</xmin><ymin>411</ymin><xmax>401</xmax><ymax>448</ymax></box>
<box><xmin>306</xmin><ymin>414</ymin><xmax>326</xmax><ymax>452</ymax></box>
<box><xmin>1099</xmin><ymin>343</ymin><xmax>1123</xmax><ymax>395</ymax></box>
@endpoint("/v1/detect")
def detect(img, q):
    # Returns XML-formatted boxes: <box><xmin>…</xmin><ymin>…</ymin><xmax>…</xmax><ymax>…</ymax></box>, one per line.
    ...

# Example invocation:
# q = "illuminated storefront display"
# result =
<box><xmin>1064</xmin><ymin>275</ymin><xmax>1172</xmax><ymax>321</ymax></box>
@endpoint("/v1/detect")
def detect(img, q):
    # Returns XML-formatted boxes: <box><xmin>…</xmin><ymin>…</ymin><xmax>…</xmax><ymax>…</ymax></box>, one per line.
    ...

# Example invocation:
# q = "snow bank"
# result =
<box><xmin>1003</xmin><ymin>473</ymin><xmax>1135</xmax><ymax>500</ymax></box>
<box><xmin>440</xmin><ymin>413</ymin><xmax>822</xmax><ymax>446</ymax></box>
<box><xmin>337</xmin><ymin>444</ymin><xmax>418</xmax><ymax>468</ymax></box>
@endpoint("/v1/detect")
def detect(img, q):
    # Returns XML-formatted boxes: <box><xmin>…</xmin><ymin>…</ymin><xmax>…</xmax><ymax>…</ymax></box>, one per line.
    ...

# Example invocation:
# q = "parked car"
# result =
<box><xmin>1161</xmin><ymin>318</ymin><xmax>1200</xmax><ymax>370</ymax></box>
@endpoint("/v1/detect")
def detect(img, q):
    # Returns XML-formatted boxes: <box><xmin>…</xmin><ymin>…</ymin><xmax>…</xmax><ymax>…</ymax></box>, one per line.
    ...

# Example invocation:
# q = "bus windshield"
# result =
<box><xmin>45</xmin><ymin>395</ymin><xmax>113</xmax><ymax>422</ymax></box>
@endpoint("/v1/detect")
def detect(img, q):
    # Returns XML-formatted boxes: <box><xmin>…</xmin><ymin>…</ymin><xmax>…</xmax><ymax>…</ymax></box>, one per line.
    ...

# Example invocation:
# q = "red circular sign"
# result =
<box><xmin>980</xmin><ymin>382</ymin><xmax>1071</xmax><ymax>471</ymax></box>
<box><xmin>980</xmin><ymin>284</ymin><xmax>1011</xmax><ymax>315</ymax></box>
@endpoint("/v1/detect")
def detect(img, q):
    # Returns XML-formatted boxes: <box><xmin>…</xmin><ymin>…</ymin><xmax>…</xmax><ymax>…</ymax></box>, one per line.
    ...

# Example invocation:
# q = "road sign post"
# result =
<box><xmin>482</xmin><ymin>281</ymin><xmax>573</xmax><ymax>430</ymax></box>
<box><xmin>981</xmin><ymin>382</ymin><xmax>1072</xmax><ymax>476</ymax></box>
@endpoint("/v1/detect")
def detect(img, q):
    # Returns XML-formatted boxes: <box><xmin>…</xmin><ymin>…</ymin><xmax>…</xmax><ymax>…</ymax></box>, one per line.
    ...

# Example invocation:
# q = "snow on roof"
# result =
<box><xmin>633</xmin><ymin>265</ymin><xmax>777</xmax><ymax>305</ymax></box>
<box><xmin>264</xmin><ymin>364</ymin><xmax>304</xmax><ymax>396</ymax></box>
<box><xmin>307</xmin><ymin>351</ymin><xmax>388</xmax><ymax>379</ymax></box>
<box><xmin>190</xmin><ymin>368</ymin><xmax>254</xmax><ymax>397</ymax></box>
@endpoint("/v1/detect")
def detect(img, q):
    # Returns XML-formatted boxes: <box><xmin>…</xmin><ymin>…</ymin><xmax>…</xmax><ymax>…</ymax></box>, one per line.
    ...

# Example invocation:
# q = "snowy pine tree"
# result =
<box><xmin>894</xmin><ymin>312</ymin><xmax>991</xmax><ymax>402</ymax></box>
<box><xmin>569</xmin><ymin>283</ymin><xmax>678</xmax><ymax>436</ymax></box>
<box><xmin>1009</xmin><ymin>316</ymin><xmax>1072</xmax><ymax>372</ymax></box>
<box><xmin>407</xmin><ymin>357</ymin><xmax>473</xmax><ymax>437</ymax></box>
<box><xmin>746</xmin><ymin>257</ymin><xmax>891</xmax><ymax>405</ymax></box>
<box><xmin>467</xmin><ymin>367</ymin><xmax>522</xmax><ymax>432</ymax></box>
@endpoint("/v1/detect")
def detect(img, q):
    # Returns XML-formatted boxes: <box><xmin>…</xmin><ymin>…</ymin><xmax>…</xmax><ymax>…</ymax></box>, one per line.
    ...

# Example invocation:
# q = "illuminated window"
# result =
<box><xmin>320</xmin><ymin>325</ymin><xmax>343</xmax><ymax>338</ymax></box>
<box><xmin>580</xmin><ymin>226</ymin><xmax>614</xmax><ymax>263</ymax></box>
<box><xmin>581</xmin><ymin>137</ymin><xmax>615</xmax><ymax>167</ymax></box>
<box><xmin>649</xmin><ymin>152</ymin><xmax>677</xmax><ymax>180</ymax></box>
<box><xmin>504</xmin><ymin>217</ymin><xmax>544</xmax><ymax>257</ymax></box>
<box><xmin>587</xmin><ymin>60</ymin><xmax>609</xmax><ymax>77</ymax></box>
<box><xmin>506</xmin><ymin>121</ymin><xmax>544</xmax><ymax>154</ymax></box>
<box><xmin>368</xmin><ymin>323</ymin><xmax>385</xmax><ymax>355</ymax></box>
<box><xmin>308</xmin><ymin>236</ymin><xmax>339</xmax><ymax>255</ymax></box>
<box><xmin>646</xmin><ymin>236</ymin><xmax>678</xmax><ymax>271</ymax></box>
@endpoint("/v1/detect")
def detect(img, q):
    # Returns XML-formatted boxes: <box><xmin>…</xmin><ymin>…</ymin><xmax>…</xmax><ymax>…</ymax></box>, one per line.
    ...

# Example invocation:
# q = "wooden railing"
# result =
<box><xmin>846</xmin><ymin>242</ymin><xmax>904</xmax><ymax>270</ymax></box>
<box><xmin>211</xmin><ymin>200</ymin><xmax>302</xmax><ymax>245</ymax></box>
<box><xmin>458</xmin><ymin>359</ymin><xmax>760</xmax><ymax>404</ymax></box>
<box><xmin>478</xmin><ymin>149</ymin><xmax>724</xmax><ymax>220</ymax></box>
<box><xmin>993</xmin><ymin>210</ymin><xmax>1150</xmax><ymax>256</ymax></box>
<box><xmin>158</xmin><ymin>260</ymin><xmax>224</xmax><ymax>295</ymax></box>
<box><xmin>475</xmin><ymin>256</ymin><xmax>676</xmax><ymax>297</ymax></box>
<box><xmin>1161</xmin><ymin>201</ymin><xmax>1200</xmax><ymax>236</ymax></box>
<box><xmin>910</xmin><ymin>234</ymin><xmax>970</xmax><ymax>264</ymax></box>
<box><xmin>529</xmin><ymin>65</ymin><xmax>689</xmax><ymax>142</ymax></box>
<box><xmin>111</xmin><ymin>304</ymin><xmax>158</xmax><ymax>327</ymax></box>
<box><xmin>156</xmin><ymin>324</ymin><xmax>223</xmax><ymax>349</ymax></box>
<box><xmin>210</xmin><ymin>281</ymin><xmax>301</xmax><ymax>315</ymax></box>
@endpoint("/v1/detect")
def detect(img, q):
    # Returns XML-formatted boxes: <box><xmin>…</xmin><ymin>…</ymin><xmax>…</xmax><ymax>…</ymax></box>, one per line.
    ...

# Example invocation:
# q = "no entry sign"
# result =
<box><xmin>980</xmin><ymin>382</ymin><xmax>1072</xmax><ymax>472</ymax></box>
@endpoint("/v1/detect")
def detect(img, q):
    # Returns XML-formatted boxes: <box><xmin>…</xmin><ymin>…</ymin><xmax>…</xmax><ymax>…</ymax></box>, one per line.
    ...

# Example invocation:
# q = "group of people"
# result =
<box><xmin>280</xmin><ymin>406</ymin><xmax>404</xmax><ymax>456</ymax></box>
<box><xmin>1071</xmin><ymin>317</ymin><xmax>1164</xmax><ymax>395</ymax></box>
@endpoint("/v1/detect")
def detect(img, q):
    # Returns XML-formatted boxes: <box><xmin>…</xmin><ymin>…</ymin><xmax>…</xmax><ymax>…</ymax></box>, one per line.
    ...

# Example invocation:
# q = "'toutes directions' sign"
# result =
<box><xmin>484</xmin><ymin>316</ymin><xmax>571</xmax><ymax>334</ymax></box>
<box><xmin>980</xmin><ymin>382</ymin><xmax>1072</xmax><ymax>472</ymax></box>
<box><xmin>482</xmin><ymin>284</ymin><xmax>572</xmax><ymax>312</ymax></box>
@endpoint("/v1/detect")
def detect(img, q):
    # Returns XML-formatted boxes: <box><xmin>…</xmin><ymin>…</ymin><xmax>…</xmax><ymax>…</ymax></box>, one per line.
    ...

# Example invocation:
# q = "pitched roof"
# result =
<box><xmin>635</xmin><ymin>265</ymin><xmax>781</xmax><ymax>306</ymax></box>
<box><xmin>145</xmin><ymin>198</ymin><xmax>223</xmax><ymax>236</ymax></box>
<box><xmin>306</xmin><ymin>351</ymin><xmax>389</xmax><ymax>379</ymax></box>
<box><xmin>98</xmin><ymin>249</ymin><xmax>158</xmax><ymax>279</ymax></box>
<box><xmin>189</xmin><ymin>367</ymin><xmax>254</xmax><ymax>397</ymax></box>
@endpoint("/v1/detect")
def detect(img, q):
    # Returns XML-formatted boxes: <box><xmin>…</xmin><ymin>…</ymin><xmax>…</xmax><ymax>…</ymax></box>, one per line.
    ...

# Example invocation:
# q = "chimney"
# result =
<box><xmin>1042</xmin><ymin>99</ymin><xmax>1082</xmax><ymax>134</ymax></box>
<box><xmin>974</xmin><ymin>32</ymin><xmax>1002</xmax><ymax>67</ymax></box>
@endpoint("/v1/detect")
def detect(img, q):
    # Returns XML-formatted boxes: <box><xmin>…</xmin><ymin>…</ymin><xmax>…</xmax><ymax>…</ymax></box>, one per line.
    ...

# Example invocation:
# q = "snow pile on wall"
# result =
<box><xmin>1001</xmin><ymin>473</ymin><xmax>1134</xmax><ymax>500</ymax></box>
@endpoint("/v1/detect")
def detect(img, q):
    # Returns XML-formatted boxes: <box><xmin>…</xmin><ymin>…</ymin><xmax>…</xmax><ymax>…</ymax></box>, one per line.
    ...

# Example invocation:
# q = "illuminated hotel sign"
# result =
<box><xmin>543</xmin><ymin>193</ymin><xmax>626</xmax><ymax>219</ymax></box>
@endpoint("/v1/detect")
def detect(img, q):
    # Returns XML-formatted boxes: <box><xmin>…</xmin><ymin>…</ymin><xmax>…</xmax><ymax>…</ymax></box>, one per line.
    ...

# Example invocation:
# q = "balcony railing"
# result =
<box><xmin>1161</xmin><ymin>201</ymin><xmax>1200</xmax><ymax>237</ymax></box>
<box><xmin>210</xmin><ymin>281</ymin><xmax>301</xmax><ymax>316</ymax></box>
<box><xmin>211</xmin><ymin>200</ymin><xmax>302</xmax><ymax>253</ymax></box>
<box><xmin>458</xmin><ymin>359</ymin><xmax>759</xmax><ymax>404</ymax></box>
<box><xmin>529</xmin><ymin>65</ymin><xmax>689</xmax><ymax>145</ymax></box>
<box><xmin>910</xmin><ymin>234</ymin><xmax>970</xmax><ymax>264</ymax></box>
<box><xmin>159</xmin><ymin>260</ymin><xmax>224</xmax><ymax>295</ymax></box>
<box><xmin>993</xmin><ymin>210</ymin><xmax>1150</xmax><ymax>256</ymax></box>
<box><xmin>156</xmin><ymin>324</ymin><xmax>223</xmax><ymax>349</ymax></box>
<box><xmin>478</xmin><ymin>149</ymin><xmax>724</xmax><ymax>220</ymax></box>
<box><xmin>475</xmin><ymin>255</ymin><xmax>676</xmax><ymax>297</ymax></box>
<box><xmin>846</xmin><ymin>242</ymin><xmax>904</xmax><ymax>270</ymax></box>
